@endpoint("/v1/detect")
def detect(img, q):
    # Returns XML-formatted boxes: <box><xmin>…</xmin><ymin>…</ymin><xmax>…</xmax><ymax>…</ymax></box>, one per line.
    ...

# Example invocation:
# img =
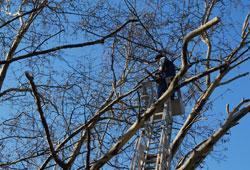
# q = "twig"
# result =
<box><xmin>218</xmin><ymin>72</ymin><xmax>249</xmax><ymax>86</ymax></box>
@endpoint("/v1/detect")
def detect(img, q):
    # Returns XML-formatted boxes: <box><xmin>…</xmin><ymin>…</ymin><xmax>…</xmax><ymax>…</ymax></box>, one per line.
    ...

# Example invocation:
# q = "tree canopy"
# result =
<box><xmin>0</xmin><ymin>0</ymin><xmax>250</xmax><ymax>170</ymax></box>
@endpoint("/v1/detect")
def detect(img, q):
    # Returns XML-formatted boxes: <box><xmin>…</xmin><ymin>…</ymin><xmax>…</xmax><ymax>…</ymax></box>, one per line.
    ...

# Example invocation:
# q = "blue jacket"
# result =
<box><xmin>159</xmin><ymin>57</ymin><xmax>176</xmax><ymax>78</ymax></box>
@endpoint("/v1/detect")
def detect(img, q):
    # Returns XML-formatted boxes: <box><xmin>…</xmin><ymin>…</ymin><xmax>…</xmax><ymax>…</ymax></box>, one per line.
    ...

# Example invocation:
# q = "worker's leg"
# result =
<box><xmin>157</xmin><ymin>78</ymin><xmax>167</xmax><ymax>99</ymax></box>
<box><xmin>165</xmin><ymin>76</ymin><xmax>175</xmax><ymax>100</ymax></box>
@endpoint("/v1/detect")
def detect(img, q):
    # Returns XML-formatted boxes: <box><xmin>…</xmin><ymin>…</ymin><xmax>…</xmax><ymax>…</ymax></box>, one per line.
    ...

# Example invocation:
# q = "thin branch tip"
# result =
<box><xmin>226</xmin><ymin>104</ymin><xmax>229</xmax><ymax>115</ymax></box>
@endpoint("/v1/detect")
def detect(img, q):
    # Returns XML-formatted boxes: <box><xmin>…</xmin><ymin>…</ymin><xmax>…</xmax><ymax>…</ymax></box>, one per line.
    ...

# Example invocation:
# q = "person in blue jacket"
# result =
<box><xmin>155</xmin><ymin>54</ymin><xmax>176</xmax><ymax>99</ymax></box>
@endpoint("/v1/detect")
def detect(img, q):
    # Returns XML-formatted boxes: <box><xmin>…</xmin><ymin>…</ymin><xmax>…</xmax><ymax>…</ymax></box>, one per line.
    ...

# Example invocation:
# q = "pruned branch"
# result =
<box><xmin>25</xmin><ymin>72</ymin><xmax>66</xmax><ymax>169</ymax></box>
<box><xmin>182</xmin><ymin>17</ymin><xmax>220</xmax><ymax>67</ymax></box>
<box><xmin>227</xmin><ymin>99</ymin><xmax>250</xmax><ymax>118</ymax></box>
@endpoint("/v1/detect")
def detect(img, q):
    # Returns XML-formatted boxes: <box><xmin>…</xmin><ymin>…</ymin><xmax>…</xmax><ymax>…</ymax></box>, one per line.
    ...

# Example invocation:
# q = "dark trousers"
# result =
<box><xmin>157</xmin><ymin>76</ymin><xmax>174</xmax><ymax>99</ymax></box>
<box><xmin>157</xmin><ymin>78</ymin><xmax>167</xmax><ymax>99</ymax></box>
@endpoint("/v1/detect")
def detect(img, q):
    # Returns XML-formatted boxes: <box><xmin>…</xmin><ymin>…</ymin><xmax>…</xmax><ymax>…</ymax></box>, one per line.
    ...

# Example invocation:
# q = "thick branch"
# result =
<box><xmin>0</xmin><ymin>1</ymin><xmax>47</xmax><ymax>91</ymax></box>
<box><xmin>172</xmin><ymin>24</ymin><xmax>250</xmax><ymax>160</ymax></box>
<box><xmin>182</xmin><ymin>17</ymin><xmax>220</xmax><ymax>67</ymax></box>
<box><xmin>66</xmin><ymin>130</ymin><xmax>88</xmax><ymax>169</ymax></box>
<box><xmin>25</xmin><ymin>72</ymin><xmax>66</xmax><ymax>169</ymax></box>
<box><xmin>171</xmin><ymin>69</ymin><xmax>228</xmax><ymax>159</ymax></box>
<box><xmin>0</xmin><ymin>19</ymin><xmax>138</xmax><ymax>66</ymax></box>
<box><xmin>175</xmin><ymin>101</ymin><xmax>250</xmax><ymax>170</ymax></box>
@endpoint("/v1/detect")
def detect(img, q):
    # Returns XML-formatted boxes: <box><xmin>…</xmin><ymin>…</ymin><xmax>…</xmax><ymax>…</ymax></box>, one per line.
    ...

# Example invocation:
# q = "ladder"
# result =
<box><xmin>130</xmin><ymin>80</ymin><xmax>184</xmax><ymax>170</ymax></box>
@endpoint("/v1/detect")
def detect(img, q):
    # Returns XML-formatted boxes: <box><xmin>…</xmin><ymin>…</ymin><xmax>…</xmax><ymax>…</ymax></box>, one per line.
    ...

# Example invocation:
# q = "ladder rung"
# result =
<box><xmin>146</xmin><ymin>154</ymin><xmax>158</xmax><ymax>163</ymax></box>
<box><xmin>152</xmin><ymin>119</ymin><xmax>162</xmax><ymax>123</ymax></box>
<box><xmin>155</xmin><ymin>105</ymin><xmax>164</xmax><ymax>113</ymax></box>
<box><xmin>154</xmin><ymin>112</ymin><xmax>163</xmax><ymax>117</ymax></box>
<box><xmin>141</xmin><ymin>95</ymin><xmax>149</xmax><ymax>99</ymax></box>
<box><xmin>152</xmin><ymin>126</ymin><xmax>164</xmax><ymax>131</ymax></box>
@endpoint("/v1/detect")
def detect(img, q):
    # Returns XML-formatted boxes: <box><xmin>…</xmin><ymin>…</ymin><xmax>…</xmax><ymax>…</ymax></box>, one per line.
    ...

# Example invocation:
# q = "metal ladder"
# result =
<box><xmin>130</xmin><ymin>80</ymin><xmax>184</xmax><ymax>170</ymax></box>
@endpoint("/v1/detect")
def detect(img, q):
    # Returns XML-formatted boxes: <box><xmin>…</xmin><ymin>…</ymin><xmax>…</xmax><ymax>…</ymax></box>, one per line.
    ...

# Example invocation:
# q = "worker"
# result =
<box><xmin>155</xmin><ymin>54</ymin><xmax>176</xmax><ymax>99</ymax></box>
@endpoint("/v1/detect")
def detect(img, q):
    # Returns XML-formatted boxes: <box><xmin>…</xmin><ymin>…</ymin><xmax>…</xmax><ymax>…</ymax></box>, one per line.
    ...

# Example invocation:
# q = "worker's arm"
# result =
<box><xmin>145</xmin><ymin>69</ymin><xmax>160</xmax><ymax>83</ymax></box>
<box><xmin>158</xmin><ymin>57</ymin><xmax>165</xmax><ymax>73</ymax></box>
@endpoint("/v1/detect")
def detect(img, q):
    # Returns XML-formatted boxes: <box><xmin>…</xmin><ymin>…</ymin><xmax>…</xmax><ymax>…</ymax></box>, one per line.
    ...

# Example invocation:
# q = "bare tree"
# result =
<box><xmin>0</xmin><ymin>0</ymin><xmax>250</xmax><ymax>170</ymax></box>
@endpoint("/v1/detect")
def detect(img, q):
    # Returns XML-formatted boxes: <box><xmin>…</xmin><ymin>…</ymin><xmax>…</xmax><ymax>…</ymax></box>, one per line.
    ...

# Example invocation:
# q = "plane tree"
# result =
<box><xmin>0</xmin><ymin>0</ymin><xmax>250</xmax><ymax>170</ymax></box>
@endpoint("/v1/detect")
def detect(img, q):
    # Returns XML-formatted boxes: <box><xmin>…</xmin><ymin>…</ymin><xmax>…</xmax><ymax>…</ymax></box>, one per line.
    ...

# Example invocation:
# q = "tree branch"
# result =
<box><xmin>67</xmin><ymin>129</ymin><xmax>90</xmax><ymax>169</ymax></box>
<box><xmin>38</xmin><ymin>72</ymin><xmax>150</xmax><ymax>169</ymax></box>
<box><xmin>0</xmin><ymin>1</ymin><xmax>47</xmax><ymax>91</ymax></box>
<box><xmin>171</xmin><ymin>18</ymin><xmax>250</xmax><ymax>160</ymax></box>
<box><xmin>25</xmin><ymin>72</ymin><xmax>66</xmax><ymax>169</ymax></box>
<box><xmin>86</xmin><ymin>129</ymin><xmax>91</xmax><ymax>170</ymax></box>
<box><xmin>171</xmin><ymin>68</ymin><xmax>228</xmax><ymax>159</ymax></box>
<box><xmin>182</xmin><ymin>17</ymin><xmax>220</xmax><ymax>67</ymax></box>
<box><xmin>0</xmin><ymin>87</ymin><xmax>31</xmax><ymax>97</ymax></box>
<box><xmin>0</xmin><ymin>19</ymin><xmax>138</xmax><ymax>66</ymax></box>
<box><xmin>218</xmin><ymin>72</ymin><xmax>249</xmax><ymax>86</ymax></box>
<box><xmin>175</xmin><ymin>100</ymin><xmax>250</xmax><ymax>170</ymax></box>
